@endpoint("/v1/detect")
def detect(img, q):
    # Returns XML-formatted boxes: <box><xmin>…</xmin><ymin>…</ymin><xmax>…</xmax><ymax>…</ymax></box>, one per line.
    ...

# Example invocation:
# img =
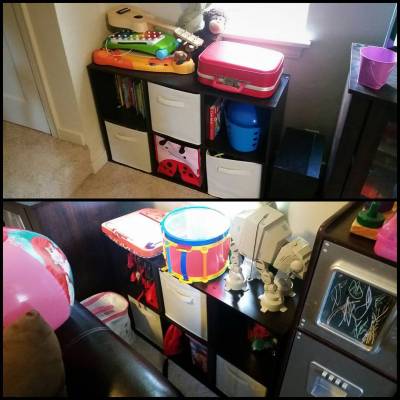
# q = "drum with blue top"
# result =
<box><xmin>160</xmin><ymin>206</ymin><xmax>231</xmax><ymax>283</ymax></box>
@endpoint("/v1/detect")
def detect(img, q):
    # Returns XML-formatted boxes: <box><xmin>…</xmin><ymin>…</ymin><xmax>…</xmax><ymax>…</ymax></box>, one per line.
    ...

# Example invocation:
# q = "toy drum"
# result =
<box><xmin>161</xmin><ymin>206</ymin><xmax>231</xmax><ymax>283</ymax></box>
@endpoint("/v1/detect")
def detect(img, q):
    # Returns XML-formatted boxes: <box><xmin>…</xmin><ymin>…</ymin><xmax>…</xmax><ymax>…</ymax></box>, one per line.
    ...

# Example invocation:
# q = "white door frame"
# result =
<box><xmin>10</xmin><ymin>3</ymin><xmax>58</xmax><ymax>138</ymax></box>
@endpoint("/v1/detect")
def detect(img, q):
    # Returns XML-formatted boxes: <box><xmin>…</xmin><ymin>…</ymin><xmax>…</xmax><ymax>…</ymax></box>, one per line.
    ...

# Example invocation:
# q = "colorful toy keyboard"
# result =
<box><xmin>105</xmin><ymin>29</ymin><xmax>179</xmax><ymax>60</ymax></box>
<box><xmin>92</xmin><ymin>49</ymin><xmax>195</xmax><ymax>74</ymax></box>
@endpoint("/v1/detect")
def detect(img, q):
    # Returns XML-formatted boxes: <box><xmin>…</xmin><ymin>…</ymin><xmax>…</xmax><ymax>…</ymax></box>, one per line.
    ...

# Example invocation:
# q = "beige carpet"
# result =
<box><xmin>72</xmin><ymin>162</ymin><xmax>212</xmax><ymax>198</ymax></box>
<box><xmin>3</xmin><ymin>121</ymin><xmax>92</xmax><ymax>198</ymax></box>
<box><xmin>3</xmin><ymin>120</ymin><xmax>212</xmax><ymax>199</ymax></box>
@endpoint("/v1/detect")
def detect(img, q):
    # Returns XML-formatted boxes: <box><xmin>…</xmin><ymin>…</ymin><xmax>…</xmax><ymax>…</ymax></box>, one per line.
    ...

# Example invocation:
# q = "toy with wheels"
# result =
<box><xmin>3</xmin><ymin>227</ymin><xmax>74</xmax><ymax>330</ymax></box>
<box><xmin>93</xmin><ymin>48</ymin><xmax>195</xmax><ymax>74</ymax></box>
<box><xmin>104</xmin><ymin>29</ymin><xmax>179</xmax><ymax>60</ymax></box>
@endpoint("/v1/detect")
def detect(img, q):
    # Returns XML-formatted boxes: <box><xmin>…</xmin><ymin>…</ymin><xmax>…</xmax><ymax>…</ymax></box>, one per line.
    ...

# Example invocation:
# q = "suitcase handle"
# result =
<box><xmin>213</xmin><ymin>78</ymin><xmax>245</xmax><ymax>93</ymax></box>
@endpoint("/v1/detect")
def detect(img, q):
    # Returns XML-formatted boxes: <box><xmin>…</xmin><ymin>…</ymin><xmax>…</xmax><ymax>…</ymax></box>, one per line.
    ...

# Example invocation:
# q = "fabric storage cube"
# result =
<box><xmin>159</xmin><ymin>271</ymin><xmax>208</xmax><ymax>340</ymax></box>
<box><xmin>216</xmin><ymin>355</ymin><xmax>267</xmax><ymax>397</ymax></box>
<box><xmin>206</xmin><ymin>151</ymin><xmax>262</xmax><ymax>198</ymax></box>
<box><xmin>128</xmin><ymin>295</ymin><xmax>164</xmax><ymax>348</ymax></box>
<box><xmin>148</xmin><ymin>82</ymin><xmax>201</xmax><ymax>145</ymax></box>
<box><xmin>105</xmin><ymin>121</ymin><xmax>152</xmax><ymax>172</ymax></box>
<box><xmin>154</xmin><ymin>134</ymin><xmax>203</xmax><ymax>187</ymax></box>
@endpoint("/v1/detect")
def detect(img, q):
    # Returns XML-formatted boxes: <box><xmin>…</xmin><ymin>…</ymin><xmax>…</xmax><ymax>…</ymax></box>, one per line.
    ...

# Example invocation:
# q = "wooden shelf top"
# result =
<box><xmin>88</xmin><ymin>63</ymin><xmax>290</xmax><ymax>109</ymax></box>
<box><xmin>193</xmin><ymin>264</ymin><xmax>303</xmax><ymax>337</ymax></box>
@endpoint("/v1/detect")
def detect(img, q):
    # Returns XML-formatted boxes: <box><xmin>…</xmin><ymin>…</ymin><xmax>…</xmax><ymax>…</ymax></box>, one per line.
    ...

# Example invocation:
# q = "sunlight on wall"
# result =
<box><xmin>218</xmin><ymin>3</ymin><xmax>311</xmax><ymax>43</ymax></box>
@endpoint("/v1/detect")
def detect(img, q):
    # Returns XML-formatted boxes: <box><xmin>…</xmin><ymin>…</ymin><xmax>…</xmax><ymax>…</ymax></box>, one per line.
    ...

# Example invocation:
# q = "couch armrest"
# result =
<box><xmin>55</xmin><ymin>303</ymin><xmax>179</xmax><ymax>397</ymax></box>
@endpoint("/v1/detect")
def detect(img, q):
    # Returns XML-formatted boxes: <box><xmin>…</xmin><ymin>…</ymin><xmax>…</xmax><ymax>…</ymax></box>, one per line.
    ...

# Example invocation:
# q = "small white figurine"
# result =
<box><xmin>258</xmin><ymin>269</ymin><xmax>287</xmax><ymax>313</ymax></box>
<box><xmin>225</xmin><ymin>239</ymin><xmax>248</xmax><ymax>291</ymax></box>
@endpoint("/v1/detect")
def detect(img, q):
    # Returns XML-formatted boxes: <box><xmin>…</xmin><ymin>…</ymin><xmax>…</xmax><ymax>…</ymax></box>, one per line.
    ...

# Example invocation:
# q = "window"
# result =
<box><xmin>216</xmin><ymin>3</ymin><xmax>311</xmax><ymax>46</ymax></box>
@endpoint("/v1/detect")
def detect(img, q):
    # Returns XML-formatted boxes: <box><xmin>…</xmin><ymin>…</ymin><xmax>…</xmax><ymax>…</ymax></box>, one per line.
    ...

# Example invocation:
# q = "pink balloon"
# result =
<box><xmin>3</xmin><ymin>234</ymin><xmax>71</xmax><ymax>330</ymax></box>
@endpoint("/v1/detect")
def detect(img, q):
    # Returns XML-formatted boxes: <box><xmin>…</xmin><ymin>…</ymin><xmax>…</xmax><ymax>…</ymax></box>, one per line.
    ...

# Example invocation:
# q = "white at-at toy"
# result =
<box><xmin>225</xmin><ymin>239</ymin><xmax>248</xmax><ymax>291</ymax></box>
<box><xmin>231</xmin><ymin>204</ymin><xmax>312</xmax><ymax>313</ymax></box>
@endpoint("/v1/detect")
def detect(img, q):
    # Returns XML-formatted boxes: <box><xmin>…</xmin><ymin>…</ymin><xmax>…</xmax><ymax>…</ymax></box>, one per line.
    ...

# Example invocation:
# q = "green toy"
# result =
<box><xmin>104</xmin><ymin>29</ymin><xmax>179</xmax><ymax>60</ymax></box>
<box><xmin>357</xmin><ymin>201</ymin><xmax>385</xmax><ymax>228</ymax></box>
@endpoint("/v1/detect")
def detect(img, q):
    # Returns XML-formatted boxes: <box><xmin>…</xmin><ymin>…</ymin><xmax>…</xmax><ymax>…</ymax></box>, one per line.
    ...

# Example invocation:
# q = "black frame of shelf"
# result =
<box><xmin>87</xmin><ymin>63</ymin><xmax>289</xmax><ymax>198</ymax></box>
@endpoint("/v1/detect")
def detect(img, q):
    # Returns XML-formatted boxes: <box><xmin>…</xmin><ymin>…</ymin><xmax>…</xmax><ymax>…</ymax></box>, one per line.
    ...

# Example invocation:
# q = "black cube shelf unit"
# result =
<box><xmin>87</xmin><ymin>63</ymin><xmax>289</xmax><ymax>198</ymax></box>
<box><xmin>113</xmin><ymin>247</ymin><xmax>302</xmax><ymax>397</ymax></box>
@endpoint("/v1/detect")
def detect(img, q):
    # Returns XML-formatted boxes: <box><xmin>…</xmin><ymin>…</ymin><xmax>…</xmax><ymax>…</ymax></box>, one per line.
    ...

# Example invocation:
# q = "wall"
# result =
<box><xmin>54</xmin><ymin>3</ymin><xmax>110</xmax><ymax>172</ymax></box>
<box><xmin>282</xmin><ymin>3</ymin><xmax>396</xmax><ymax>139</ymax></box>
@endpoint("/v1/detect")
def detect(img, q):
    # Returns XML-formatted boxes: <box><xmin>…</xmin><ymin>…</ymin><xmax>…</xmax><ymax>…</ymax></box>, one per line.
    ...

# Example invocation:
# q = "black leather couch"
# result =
<box><xmin>55</xmin><ymin>303</ymin><xmax>180</xmax><ymax>397</ymax></box>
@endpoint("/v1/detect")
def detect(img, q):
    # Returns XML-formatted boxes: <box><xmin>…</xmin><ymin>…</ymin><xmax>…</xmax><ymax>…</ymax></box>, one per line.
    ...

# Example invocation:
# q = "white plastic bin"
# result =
<box><xmin>159</xmin><ymin>270</ymin><xmax>208</xmax><ymax>340</ymax></box>
<box><xmin>216</xmin><ymin>355</ymin><xmax>267</xmax><ymax>397</ymax></box>
<box><xmin>206</xmin><ymin>151</ymin><xmax>262</xmax><ymax>198</ymax></box>
<box><xmin>81</xmin><ymin>291</ymin><xmax>134</xmax><ymax>344</ymax></box>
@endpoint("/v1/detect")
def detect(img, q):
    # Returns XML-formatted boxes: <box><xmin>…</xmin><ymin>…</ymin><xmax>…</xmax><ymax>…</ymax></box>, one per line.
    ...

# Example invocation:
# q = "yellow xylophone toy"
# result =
<box><xmin>92</xmin><ymin>49</ymin><xmax>195</xmax><ymax>74</ymax></box>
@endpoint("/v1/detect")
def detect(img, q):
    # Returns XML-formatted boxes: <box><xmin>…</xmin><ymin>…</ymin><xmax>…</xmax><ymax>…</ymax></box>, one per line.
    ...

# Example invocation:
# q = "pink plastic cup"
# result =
<box><xmin>358</xmin><ymin>46</ymin><xmax>397</xmax><ymax>90</ymax></box>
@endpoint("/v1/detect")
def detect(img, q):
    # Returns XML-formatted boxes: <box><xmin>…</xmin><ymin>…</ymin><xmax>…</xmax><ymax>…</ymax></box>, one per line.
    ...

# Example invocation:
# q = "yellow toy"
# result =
<box><xmin>93</xmin><ymin>48</ymin><xmax>195</xmax><ymax>74</ymax></box>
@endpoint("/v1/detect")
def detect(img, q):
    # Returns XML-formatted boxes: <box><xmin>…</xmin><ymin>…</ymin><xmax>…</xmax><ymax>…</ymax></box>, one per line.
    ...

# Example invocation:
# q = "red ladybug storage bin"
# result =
<box><xmin>197</xmin><ymin>41</ymin><xmax>284</xmax><ymax>99</ymax></box>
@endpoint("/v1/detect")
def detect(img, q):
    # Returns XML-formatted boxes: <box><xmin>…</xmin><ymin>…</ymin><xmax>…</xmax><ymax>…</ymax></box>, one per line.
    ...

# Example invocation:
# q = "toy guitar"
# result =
<box><xmin>108</xmin><ymin>5</ymin><xmax>204</xmax><ymax>49</ymax></box>
<box><xmin>93</xmin><ymin>48</ymin><xmax>195</xmax><ymax>74</ymax></box>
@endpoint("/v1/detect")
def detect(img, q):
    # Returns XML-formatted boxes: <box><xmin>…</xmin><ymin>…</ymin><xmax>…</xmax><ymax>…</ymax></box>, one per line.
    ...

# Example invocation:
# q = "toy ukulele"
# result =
<box><xmin>107</xmin><ymin>5</ymin><xmax>204</xmax><ymax>49</ymax></box>
<box><xmin>93</xmin><ymin>49</ymin><xmax>195</xmax><ymax>74</ymax></box>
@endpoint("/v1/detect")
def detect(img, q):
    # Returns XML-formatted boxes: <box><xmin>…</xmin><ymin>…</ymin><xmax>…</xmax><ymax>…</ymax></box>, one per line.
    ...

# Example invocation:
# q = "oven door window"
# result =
<box><xmin>317</xmin><ymin>271</ymin><xmax>396</xmax><ymax>350</ymax></box>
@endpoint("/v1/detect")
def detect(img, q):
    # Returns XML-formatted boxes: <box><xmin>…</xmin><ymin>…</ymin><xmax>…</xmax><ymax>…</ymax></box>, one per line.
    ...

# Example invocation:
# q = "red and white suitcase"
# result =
<box><xmin>197</xmin><ymin>41</ymin><xmax>284</xmax><ymax>99</ymax></box>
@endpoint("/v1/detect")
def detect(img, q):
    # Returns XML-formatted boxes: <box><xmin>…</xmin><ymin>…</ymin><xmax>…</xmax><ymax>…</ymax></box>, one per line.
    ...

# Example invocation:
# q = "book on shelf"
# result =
<box><xmin>208</xmin><ymin>98</ymin><xmax>223</xmax><ymax>141</ymax></box>
<box><xmin>114</xmin><ymin>75</ymin><xmax>146</xmax><ymax>119</ymax></box>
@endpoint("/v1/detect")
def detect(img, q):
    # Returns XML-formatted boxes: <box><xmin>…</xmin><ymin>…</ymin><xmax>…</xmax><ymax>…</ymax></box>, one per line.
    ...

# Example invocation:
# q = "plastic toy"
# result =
<box><xmin>224</xmin><ymin>239</ymin><xmax>248</xmax><ymax>291</ymax></box>
<box><xmin>107</xmin><ymin>5</ymin><xmax>204</xmax><ymax>49</ymax></box>
<box><xmin>350</xmin><ymin>201</ymin><xmax>385</xmax><ymax>240</ymax></box>
<box><xmin>104</xmin><ymin>29</ymin><xmax>179</xmax><ymax>59</ymax></box>
<box><xmin>248</xmin><ymin>323</ymin><xmax>278</xmax><ymax>352</ymax></box>
<box><xmin>230</xmin><ymin>204</ymin><xmax>312</xmax><ymax>314</ymax></box>
<box><xmin>225</xmin><ymin>101</ymin><xmax>262</xmax><ymax>152</ymax></box>
<box><xmin>101</xmin><ymin>208</ymin><xmax>166</xmax><ymax>258</ymax></box>
<box><xmin>92</xmin><ymin>49</ymin><xmax>195</xmax><ymax>75</ymax></box>
<box><xmin>160</xmin><ymin>206</ymin><xmax>231</xmax><ymax>283</ymax></box>
<box><xmin>374</xmin><ymin>213</ymin><xmax>397</xmax><ymax>262</ymax></box>
<box><xmin>3</xmin><ymin>227</ymin><xmax>74</xmax><ymax>330</ymax></box>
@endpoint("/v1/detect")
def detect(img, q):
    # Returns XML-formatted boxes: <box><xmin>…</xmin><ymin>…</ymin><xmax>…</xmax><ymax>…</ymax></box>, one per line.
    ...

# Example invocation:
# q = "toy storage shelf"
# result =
<box><xmin>88</xmin><ymin>63</ymin><xmax>290</xmax><ymax>198</ymax></box>
<box><xmin>114</xmin><ymin>249</ymin><xmax>301</xmax><ymax>397</ymax></box>
<box><xmin>210</xmin><ymin>299</ymin><xmax>281</xmax><ymax>391</ymax></box>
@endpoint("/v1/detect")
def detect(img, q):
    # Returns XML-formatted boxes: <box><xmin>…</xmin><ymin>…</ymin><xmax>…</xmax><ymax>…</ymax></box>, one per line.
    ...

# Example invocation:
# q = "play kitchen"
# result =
<box><xmin>280</xmin><ymin>202</ymin><xmax>397</xmax><ymax>397</ymax></box>
<box><xmin>88</xmin><ymin>4</ymin><xmax>294</xmax><ymax>199</ymax></box>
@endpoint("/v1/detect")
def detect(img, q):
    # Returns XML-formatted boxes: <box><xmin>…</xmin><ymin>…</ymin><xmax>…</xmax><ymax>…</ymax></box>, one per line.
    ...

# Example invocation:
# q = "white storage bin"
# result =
<box><xmin>159</xmin><ymin>271</ymin><xmax>208</xmax><ymax>340</ymax></box>
<box><xmin>128</xmin><ymin>295</ymin><xmax>164</xmax><ymax>349</ymax></box>
<box><xmin>105</xmin><ymin>121</ymin><xmax>152</xmax><ymax>172</ymax></box>
<box><xmin>216</xmin><ymin>355</ymin><xmax>267</xmax><ymax>397</ymax></box>
<box><xmin>206</xmin><ymin>151</ymin><xmax>262</xmax><ymax>198</ymax></box>
<box><xmin>148</xmin><ymin>82</ymin><xmax>201</xmax><ymax>145</ymax></box>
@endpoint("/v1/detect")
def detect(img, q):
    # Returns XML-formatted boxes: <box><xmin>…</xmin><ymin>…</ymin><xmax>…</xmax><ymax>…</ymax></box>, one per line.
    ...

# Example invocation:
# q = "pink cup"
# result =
<box><xmin>358</xmin><ymin>46</ymin><xmax>397</xmax><ymax>90</ymax></box>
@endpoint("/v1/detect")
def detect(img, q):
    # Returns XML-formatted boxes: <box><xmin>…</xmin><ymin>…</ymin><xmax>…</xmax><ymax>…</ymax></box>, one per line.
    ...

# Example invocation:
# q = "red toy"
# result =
<box><xmin>197</xmin><ymin>41</ymin><xmax>284</xmax><ymax>98</ymax></box>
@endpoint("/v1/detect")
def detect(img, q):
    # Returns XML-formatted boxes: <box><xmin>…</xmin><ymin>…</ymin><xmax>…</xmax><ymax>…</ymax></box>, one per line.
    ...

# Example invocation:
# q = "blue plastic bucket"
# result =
<box><xmin>226</xmin><ymin>117</ymin><xmax>261</xmax><ymax>152</ymax></box>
